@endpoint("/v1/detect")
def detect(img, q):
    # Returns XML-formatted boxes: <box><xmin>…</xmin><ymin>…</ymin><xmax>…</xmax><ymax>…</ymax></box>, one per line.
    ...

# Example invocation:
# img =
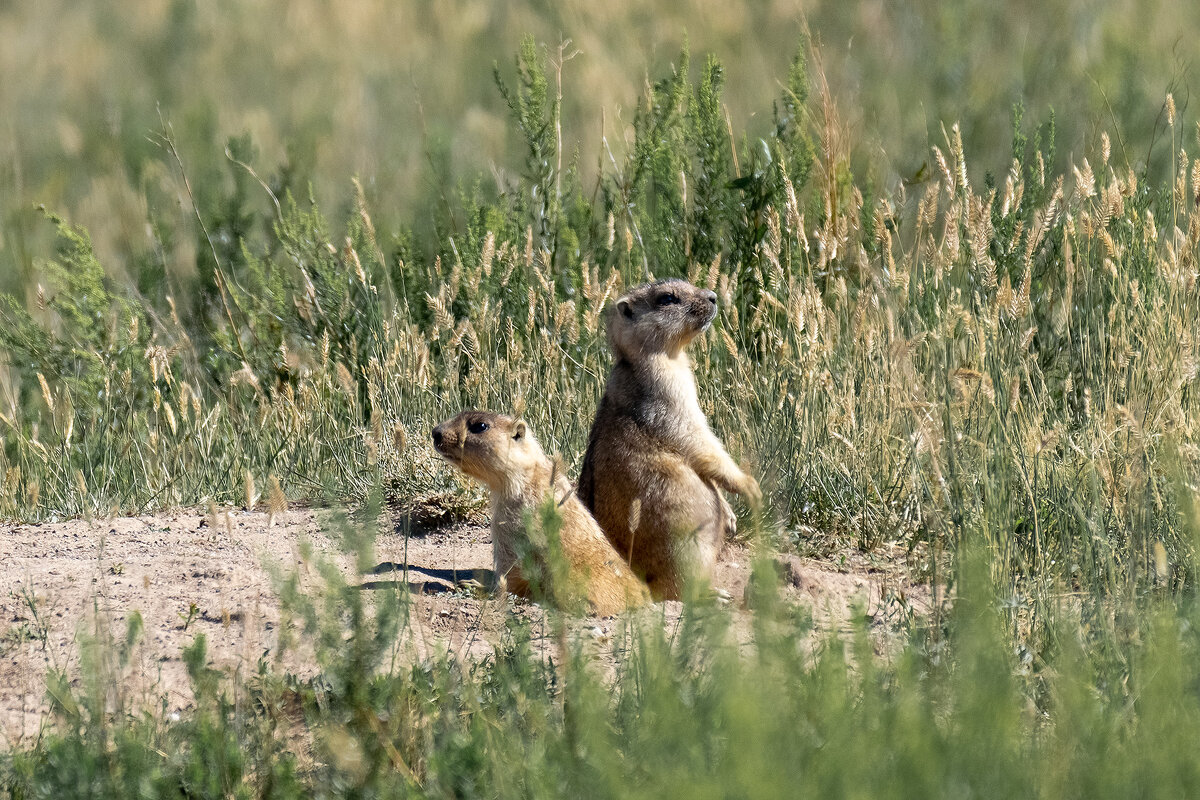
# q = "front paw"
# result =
<box><xmin>739</xmin><ymin>474</ymin><xmax>763</xmax><ymax>507</ymax></box>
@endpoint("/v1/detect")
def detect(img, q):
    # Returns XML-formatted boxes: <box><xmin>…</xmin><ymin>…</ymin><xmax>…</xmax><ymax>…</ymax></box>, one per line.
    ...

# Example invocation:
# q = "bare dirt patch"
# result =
<box><xmin>0</xmin><ymin>508</ymin><xmax>930</xmax><ymax>746</ymax></box>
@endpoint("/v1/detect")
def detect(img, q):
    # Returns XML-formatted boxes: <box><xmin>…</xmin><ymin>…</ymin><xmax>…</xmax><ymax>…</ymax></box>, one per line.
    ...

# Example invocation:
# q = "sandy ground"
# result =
<box><xmin>0</xmin><ymin>507</ymin><xmax>930</xmax><ymax>746</ymax></box>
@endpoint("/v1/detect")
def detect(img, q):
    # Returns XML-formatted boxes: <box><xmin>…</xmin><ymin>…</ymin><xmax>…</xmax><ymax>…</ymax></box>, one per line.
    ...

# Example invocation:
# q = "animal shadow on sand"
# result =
<box><xmin>359</xmin><ymin>562</ymin><xmax>495</xmax><ymax>594</ymax></box>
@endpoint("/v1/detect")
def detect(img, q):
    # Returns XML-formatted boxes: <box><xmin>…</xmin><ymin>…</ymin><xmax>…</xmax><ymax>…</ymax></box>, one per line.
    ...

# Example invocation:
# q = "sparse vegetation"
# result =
<box><xmin>2</xmin><ymin>7</ymin><xmax>1200</xmax><ymax>797</ymax></box>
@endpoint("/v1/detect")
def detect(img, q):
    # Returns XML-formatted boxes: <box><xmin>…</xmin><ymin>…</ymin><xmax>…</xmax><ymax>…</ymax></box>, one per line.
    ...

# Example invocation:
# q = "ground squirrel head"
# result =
<box><xmin>608</xmin><ymin>278</ymin><xmax>718</xmax><ymax>360</ymax></box>
<box><xmin>432</xmin><ymin>410</ymin><xmax>545</xmax><ymax>493</ymax></box>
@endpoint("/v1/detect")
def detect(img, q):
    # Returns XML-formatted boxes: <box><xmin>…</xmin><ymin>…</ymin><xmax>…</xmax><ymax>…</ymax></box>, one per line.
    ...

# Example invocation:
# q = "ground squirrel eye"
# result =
<box><xmin>467</xmin><ymin>420</ymin><xmax>490</xmax><ymax>434</ymax></box>
<box><xmin>655</xmin><ymin>292</ymin><xmax>680</xmax><ymax>306</ymax></box>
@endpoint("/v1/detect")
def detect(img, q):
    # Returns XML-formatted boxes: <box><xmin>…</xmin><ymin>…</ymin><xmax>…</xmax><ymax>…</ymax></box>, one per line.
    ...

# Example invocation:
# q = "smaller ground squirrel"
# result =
<box><xmin>432</xmin><ymin>410</ymin><xmax>651</xmax><ymax>616</ymax></box>
<box><xmin>578</xmin><ymin>278</ymin><xmax>761</xmax><ymax>600</ymax></box>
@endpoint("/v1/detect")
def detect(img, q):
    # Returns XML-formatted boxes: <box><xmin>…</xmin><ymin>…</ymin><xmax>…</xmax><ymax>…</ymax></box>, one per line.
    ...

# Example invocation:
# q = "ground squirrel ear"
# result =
<box><xmin>618</xmin><ymin>299</ymin><xmax>633</xmax><ymax>320</ymax></box>
<box><xmin>512</xmin><ymin>420</ymin><xmax>527</xmax><ymax>441</ymax></box>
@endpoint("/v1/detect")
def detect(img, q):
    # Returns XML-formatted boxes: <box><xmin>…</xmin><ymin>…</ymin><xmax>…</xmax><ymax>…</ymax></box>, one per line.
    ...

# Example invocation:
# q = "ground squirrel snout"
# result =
<box><xmin>579</xmin><ymin>278</ymin><xmax>761</xmax><ymax>600</ymax></box>
<box><xmin>432</xmin><ymin>410</ymin><xmax>650</xmax><ymax>616</ymax></box>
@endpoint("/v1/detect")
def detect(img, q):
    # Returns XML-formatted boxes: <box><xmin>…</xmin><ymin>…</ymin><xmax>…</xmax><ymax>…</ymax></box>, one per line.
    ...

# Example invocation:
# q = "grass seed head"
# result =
<box><xmin>336</xmin><ymin>363</ymin><xmax>355</xmax><ymax>397</ymax></box>
<box><xmin>480</xmin><ymin>230</ymin><xmax>496</xmax><ymax>276</ymax></box>
<box><xmin>37</xmin><ymin>374</ymin><xmax>53</xmax><ymax>414</ymax></box>
<box><xmin>268</xmin><ymin>474</ymin><xmax>286</xmax><ymax>525</ymax></box>
<box><xmin>1008</xmin><ymin>376</ymin><xmax>1021</xmax><ymax>413</ymax></box>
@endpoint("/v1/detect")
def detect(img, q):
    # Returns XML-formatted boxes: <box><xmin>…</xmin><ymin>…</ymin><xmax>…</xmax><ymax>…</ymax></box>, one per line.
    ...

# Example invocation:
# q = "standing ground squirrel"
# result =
<box><xmin>432</xmin><ymin>410</ymin><xmax>651</xmax><ymax>616</ymax></box>
<box><xmin>578</xmin><ymin>278</ymin><xmax>761</xmax><ymax>600</ymax></box>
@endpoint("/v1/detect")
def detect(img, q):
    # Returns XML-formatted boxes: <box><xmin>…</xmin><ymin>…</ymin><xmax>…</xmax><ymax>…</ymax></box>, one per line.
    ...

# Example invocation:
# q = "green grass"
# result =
<box><xmin>1</xmin><ymin>25</ymin><xmax>1200</xmax><ymax>799</ymax></box>
<box><xmin>6</xmin><ymin>520</ymin><xmax>1200</xmax><ymax>798</ymax></box>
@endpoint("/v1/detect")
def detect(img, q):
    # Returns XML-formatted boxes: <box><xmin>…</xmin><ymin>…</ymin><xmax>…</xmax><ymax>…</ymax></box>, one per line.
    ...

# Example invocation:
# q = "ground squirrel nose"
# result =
<box><xmin>704</xmin><ymin>290</ymin><xmax>717</xmax><ymax>305</ymax></box>
<box><xmin>431</xmin><ymin>427</ymin><xmax>444</xmax><ymax>447</ymax></box>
